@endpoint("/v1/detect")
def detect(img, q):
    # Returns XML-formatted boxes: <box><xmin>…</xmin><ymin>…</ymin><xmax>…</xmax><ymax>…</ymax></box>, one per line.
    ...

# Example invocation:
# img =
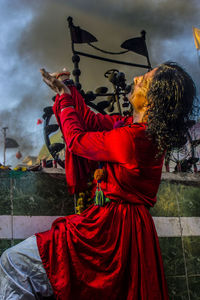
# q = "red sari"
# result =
<box><xmin>36</xmin><ymin>87</ymin><xmax>169</xmax><ymax>299</ymax></box>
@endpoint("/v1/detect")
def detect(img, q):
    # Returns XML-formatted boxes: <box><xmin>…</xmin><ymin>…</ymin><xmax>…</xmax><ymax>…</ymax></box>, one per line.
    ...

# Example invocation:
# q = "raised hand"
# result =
<box><xmin>40</xmin><ymin>68</ymin><xmax>71</xmax><ymax>95</ymax></box>
<box><xmin>50</xmin><ymin>68</ymin><xmax>71</xmax><ymax>81</ymax></box>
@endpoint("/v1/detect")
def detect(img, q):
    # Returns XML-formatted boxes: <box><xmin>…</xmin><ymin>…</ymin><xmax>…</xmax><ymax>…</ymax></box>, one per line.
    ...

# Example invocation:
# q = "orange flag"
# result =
<box><xmin>193</xmin><ymin>27</ymin><xmax>200</xmax><ymax>50</ymax></box>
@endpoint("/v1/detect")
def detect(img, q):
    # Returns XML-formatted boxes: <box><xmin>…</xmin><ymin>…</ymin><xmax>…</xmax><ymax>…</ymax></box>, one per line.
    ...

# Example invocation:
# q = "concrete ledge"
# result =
<box><xmin>161</xmin><ymin>172</ymin><xmax>200</xmax><ymax>186</ymax></box>
<box><xmin>40</xmin><ymin>168</ymin><xmax>200</xmax><ymax>184</ymax></box>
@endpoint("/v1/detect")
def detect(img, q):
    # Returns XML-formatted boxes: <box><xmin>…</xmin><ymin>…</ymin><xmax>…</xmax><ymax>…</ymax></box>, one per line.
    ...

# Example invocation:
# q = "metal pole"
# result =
<box><xmin>113</xmin><ymin>86</ymin><xmax>122</xmax><ymax>115</ymax></box>
<box><xmin>74</xmin><ymin>50</ymin><xmax>150</xmax><ymax>69</ymax></box>
<box><xmin>2</xmin><ymin>127</ymin><xmax>8</xmax><ymax>166</ymax></box>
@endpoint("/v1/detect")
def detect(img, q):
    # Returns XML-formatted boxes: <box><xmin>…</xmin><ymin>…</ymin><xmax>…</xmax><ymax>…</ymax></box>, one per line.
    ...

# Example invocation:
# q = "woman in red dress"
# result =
<box><xmin>0</xmin><ymin>62</ymin><xmax>196</xmax><ymax>299</ymax></box>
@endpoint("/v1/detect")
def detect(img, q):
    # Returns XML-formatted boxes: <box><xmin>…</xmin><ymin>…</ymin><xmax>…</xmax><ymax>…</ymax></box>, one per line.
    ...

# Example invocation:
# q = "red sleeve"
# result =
<box><xmin>59</xmin><ymin>105</ymin><xmax>134</xmax><ymax>164</ymax></box>
<box><xmin>57</xmin><ymin>87</ymin><xmax>124</xmax><ymax>131</ymax></box>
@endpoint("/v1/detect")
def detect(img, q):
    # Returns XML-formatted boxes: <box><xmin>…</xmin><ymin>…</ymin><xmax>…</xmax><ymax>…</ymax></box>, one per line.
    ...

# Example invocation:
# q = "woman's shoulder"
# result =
<box><xmin>123</xmin><ymin>122</ymin><xmax>147</xmax><ymax>135</ymax></box>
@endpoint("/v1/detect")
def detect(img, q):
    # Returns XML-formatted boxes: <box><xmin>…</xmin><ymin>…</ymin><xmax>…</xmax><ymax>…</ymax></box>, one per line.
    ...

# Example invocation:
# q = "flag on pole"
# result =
<box><xmin>37</xmin><ymin>118</ymin><xmax>43</xmax><ymax>125</ymax></box>
<box><xmin>193</xmin><ymin>27</ymin><xmax>200</xmax><ymax>50</ymax></box>
<box><xmin>5</xmin><ymin>137</ymin><xmax>19</xmax><ymax>148</ymax></box>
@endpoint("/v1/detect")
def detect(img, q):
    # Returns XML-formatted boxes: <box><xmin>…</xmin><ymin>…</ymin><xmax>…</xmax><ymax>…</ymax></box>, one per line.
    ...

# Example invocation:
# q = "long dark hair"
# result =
<box><xmin>146</xmin><ymin>62</ymin><xmax>197</xmax><ymax>155</ymax></box>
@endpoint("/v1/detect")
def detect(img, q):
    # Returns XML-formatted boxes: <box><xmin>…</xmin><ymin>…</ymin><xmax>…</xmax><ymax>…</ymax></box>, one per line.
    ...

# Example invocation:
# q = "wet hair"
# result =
<box><xmin>146</xmin><ymin>62</ymin><xmax>197</xmax><ymax>155</ymax></box>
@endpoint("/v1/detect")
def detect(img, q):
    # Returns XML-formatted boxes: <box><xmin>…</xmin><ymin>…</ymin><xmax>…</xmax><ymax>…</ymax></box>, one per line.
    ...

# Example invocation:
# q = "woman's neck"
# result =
<box><xmin>133</xmin><ymin>110</ymin><xmax>147</xmax><ymax>123</ymax></box>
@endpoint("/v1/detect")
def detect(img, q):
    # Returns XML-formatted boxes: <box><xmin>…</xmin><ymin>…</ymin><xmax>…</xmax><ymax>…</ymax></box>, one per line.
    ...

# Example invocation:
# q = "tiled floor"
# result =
<box><xmin>159</xmin><ymin>237</ymin><xmax>200</xmax><ymax>299</ymax></box>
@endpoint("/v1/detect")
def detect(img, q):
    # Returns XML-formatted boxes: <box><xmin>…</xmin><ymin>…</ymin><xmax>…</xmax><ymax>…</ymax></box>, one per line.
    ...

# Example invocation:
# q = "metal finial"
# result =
<box><xmin>67</xmin><ymin>16</ymin><xmax>73</xmax><ymax>27</ymax></box>
<box><xmin>141</xmin><ymin>30</ymin><xmax>146</xmax><ymax>39</ymax></box>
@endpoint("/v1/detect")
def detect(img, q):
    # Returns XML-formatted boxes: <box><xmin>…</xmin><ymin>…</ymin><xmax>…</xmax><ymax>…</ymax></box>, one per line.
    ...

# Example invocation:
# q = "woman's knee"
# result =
<box><xmin>0</xmin><ymin>247</ymin><xmax>14</xmax><ymax>267</ymax></box>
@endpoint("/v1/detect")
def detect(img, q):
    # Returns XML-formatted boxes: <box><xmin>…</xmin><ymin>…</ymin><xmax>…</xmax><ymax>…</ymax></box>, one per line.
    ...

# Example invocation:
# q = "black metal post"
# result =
<box><xmin>2</xmin><ymin>127</ymin><xmax>8</xmax><ymax>166</ymax></box>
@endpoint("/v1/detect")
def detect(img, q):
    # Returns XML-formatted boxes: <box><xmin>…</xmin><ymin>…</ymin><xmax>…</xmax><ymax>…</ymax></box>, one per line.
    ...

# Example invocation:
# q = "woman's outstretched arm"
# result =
<box><xmin>40</xmin><ymin>68</ymin><xmax>124</xmax><ymax>132</ymax></box>
<box><xmin>53</xmin><ymin>94</ymin><xmax>134</xmax><ymax>164</ymax></box>
<box><xmin>57</xmin><ymin>87</ymin><xmax>124</xmax><ymax>132</ymax></box>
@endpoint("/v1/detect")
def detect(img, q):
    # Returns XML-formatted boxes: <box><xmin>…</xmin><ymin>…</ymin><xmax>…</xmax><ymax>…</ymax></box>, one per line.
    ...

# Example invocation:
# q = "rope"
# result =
<box><xmin>88</xmin><ymin>43</ymin><xmax>129</xmax><ymax>55</ymax></box>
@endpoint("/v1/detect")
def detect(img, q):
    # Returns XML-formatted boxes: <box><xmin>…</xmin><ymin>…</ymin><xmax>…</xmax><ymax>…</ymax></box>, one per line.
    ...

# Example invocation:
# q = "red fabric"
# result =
<box><xmin>36</xmin><ymin>88</ymin><xmax>169</xmax><ymax>299</ymax></box>
<box><xmin>52</xmin><ymin>88</ymin><xmax>123</xmax><ymax>193</ymax></box>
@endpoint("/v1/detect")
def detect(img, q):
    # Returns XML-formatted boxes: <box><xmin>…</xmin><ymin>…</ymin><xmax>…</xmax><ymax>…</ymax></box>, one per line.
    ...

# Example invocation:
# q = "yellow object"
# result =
<box><xmin>78</xmin><ymin>192</ymin><xmax>85</xmax><ymax>198</ymax></box>
<box><xmin>94</xmin><ymin>169</ymin><xmax>105</xmax><ymax>181</ymax></box>
<box><xmin>0</xmin><ymin>165</ymin><xmax>9</xmax><ymax>170</ymax></box>
<box><xmin>13</xmin><ymin>166</ymin><xmax>27</xmax><ymax>171</ymax></box>
<box><xmin>76</xmin><ymin>177</ymin><xmax>94</xmax><ymax>214</ymax></box>
<box><xmin>76</xmin><ymin>205</ymin><xmax>84</xmax><ymax>210</ymax></box>
<box><xmin>77</xmin><ymin>198</ymin><xmax>84</xmax><ymax>206</ymax></box>
<box><xmin>193</xmin><ymin>27</ymin><xmax>200</xmax><ymax>50</ymax></box>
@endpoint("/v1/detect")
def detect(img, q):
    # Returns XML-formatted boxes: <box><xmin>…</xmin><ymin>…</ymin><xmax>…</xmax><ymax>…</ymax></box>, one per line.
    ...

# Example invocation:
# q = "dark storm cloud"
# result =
<box><xmin>16</xmin><ymin>0</ymin><xmax>200</xmax><ymax>76</ymax></box>
<box><xmin>0</xmin><ymin>0</ymin><xmax>200</xmax><ymax>165</ymax></box>
<box><xmin>65</xmin><ymin>0</ymin><xmax>200</xmax><ymax>36</ymax></box>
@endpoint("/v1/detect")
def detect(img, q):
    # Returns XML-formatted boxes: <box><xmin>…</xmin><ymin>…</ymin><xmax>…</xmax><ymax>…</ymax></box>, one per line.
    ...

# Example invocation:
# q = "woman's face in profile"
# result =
<box><xmin>129</xmin><ymin>68</ymin><xmax>157</xmax><ymax>112</ymax></box>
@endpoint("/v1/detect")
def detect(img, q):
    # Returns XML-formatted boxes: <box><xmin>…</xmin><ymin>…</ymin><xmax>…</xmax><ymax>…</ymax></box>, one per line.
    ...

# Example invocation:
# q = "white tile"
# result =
<box><xmin>153</xmin><ymin>217</ymin><xmax>181</xmax><ymax>237</ymax></box>
<box><xmin>0</xmin><ymin>216</ymin><xmax>12</xmax><ymax>239</ymax></box>
<box><xmin>181</xmin><ymin>217</ymin><xmax>200</xmax><ymax>236</ymax></box>
<box><xmin>13</xmin><ymin>216</ymin><xmax>62</xmax><ymax>239</ymax></box>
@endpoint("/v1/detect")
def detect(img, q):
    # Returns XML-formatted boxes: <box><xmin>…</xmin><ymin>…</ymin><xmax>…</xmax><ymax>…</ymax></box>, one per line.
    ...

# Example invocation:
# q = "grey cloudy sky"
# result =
<box><xmin>0</xmin><ymin>0</ymin><xmax>200</xmax><ymax>166</ymax></box>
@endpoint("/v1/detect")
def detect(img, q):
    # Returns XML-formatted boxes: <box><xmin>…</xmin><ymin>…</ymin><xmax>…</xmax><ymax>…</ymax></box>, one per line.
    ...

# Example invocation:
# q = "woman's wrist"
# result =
<box><xmin>59</xmin><ymin>85</ymin><xmax>71</xmax><ymax>95</ymax></box>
